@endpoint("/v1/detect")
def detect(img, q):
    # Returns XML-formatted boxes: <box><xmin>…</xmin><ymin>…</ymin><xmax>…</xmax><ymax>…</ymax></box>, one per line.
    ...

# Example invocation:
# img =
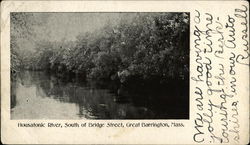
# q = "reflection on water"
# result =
<box><xmin>11</xmin><ymin>71</ymin><xmax>189</xmax><ymax>119</ymax></box>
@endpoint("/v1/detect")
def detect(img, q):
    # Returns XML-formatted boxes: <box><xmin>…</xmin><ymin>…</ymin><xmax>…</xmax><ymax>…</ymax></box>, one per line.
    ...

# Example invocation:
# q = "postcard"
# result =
<box><xmin>1</xmin><ymin>0</ymin><xmax>249</xmax><ymax>144</ymax></box>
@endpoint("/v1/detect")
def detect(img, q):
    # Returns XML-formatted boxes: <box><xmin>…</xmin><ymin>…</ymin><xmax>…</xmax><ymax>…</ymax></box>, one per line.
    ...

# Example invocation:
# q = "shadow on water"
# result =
<box><xmin>11</xmin><ymin>70</ymin><xmax>189</xmax><ymax>119</ymax></box>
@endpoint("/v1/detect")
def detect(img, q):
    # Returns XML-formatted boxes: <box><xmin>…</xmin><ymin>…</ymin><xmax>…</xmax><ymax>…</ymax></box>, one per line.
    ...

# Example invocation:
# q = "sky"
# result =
<box><xmin>31</xmin><ymin>13</ymin><xmax>124</xmax><ymax>42</ymax></box>
<box><xmin>14</xmin><ymin>13</ymin><xmax>133</xmax><ymax>51</ymax></box>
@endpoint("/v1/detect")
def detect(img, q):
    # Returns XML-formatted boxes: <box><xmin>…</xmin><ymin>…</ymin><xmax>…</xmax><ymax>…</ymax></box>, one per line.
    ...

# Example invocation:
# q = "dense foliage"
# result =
<box><xmin>11</xmin><ymin>13</ymin><xmax>189</xmax><ymax>84</ymax></box>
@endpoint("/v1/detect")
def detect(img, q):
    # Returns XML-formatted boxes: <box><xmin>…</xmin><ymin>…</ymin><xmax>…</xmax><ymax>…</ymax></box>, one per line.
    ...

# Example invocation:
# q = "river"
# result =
<box><xmin>11</xmin><ymin>71</ymin><xmax>189</xmax><ymax>119</ymax></box>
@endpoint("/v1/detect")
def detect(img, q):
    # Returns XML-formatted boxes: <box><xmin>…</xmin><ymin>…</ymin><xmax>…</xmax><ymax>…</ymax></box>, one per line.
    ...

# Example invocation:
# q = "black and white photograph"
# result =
<box><xmin>10</xmin><ymin>12</ymin><xmax>190</xmax><ymax>119</ymax></box>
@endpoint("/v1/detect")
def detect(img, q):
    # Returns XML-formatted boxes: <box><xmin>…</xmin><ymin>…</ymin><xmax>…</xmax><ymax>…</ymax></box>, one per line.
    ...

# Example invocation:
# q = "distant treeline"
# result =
<box><xmin>11</xmin><ymin>13</ymin><xmax>189</xmax><ymax>84</ymax></box>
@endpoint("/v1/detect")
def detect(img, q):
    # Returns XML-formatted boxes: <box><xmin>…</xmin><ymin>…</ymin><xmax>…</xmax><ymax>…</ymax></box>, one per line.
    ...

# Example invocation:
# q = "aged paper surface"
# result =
<box><xmin>1</xmin><ymin>0</ymin><xmax>249</xmax><ymax>144</ymax></box>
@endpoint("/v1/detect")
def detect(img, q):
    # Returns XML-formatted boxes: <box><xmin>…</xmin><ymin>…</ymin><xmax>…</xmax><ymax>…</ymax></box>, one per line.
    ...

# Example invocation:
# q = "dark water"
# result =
<box><xmin>11</xmin><ymin>71</ymin><xmax>189</xmax><ymax>119</ymax></box>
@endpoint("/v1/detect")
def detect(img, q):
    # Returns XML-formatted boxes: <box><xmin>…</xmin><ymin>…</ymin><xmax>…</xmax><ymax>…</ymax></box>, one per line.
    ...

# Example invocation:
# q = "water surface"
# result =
<box><xmin>11</xmin><ymin>71</ymin><xmax>189</xmax><ymax>119</ymax></box>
